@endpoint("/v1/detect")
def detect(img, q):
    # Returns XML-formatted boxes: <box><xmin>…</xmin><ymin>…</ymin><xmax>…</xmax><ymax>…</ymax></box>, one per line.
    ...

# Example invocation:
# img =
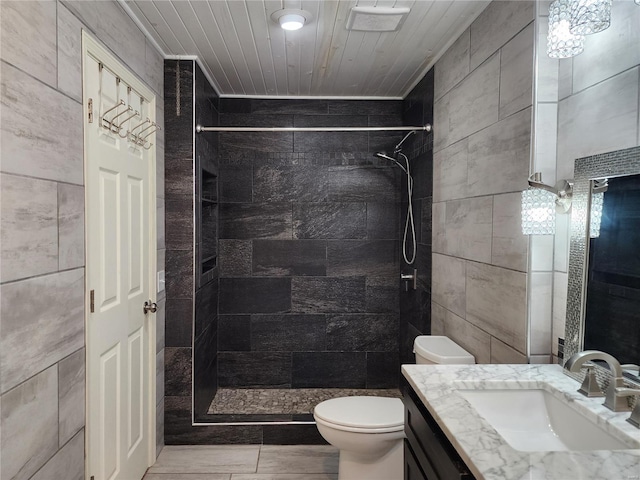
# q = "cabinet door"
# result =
<box><xmin>404</xmin><ymin>440</ymin><xmax>429</xmax><ymax>480</ymax></box>
<box><xmin>404</xmin><ymin>387</ymin><xmax>475</xmax><ymax>480</ymax></box>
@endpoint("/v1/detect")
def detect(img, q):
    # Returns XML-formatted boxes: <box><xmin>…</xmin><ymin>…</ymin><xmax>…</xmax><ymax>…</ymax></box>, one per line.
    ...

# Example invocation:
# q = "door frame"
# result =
<box><xmin>82</xmin><ymin>31</ymin><xmax>158</xmax><ymax>478</ymax></box>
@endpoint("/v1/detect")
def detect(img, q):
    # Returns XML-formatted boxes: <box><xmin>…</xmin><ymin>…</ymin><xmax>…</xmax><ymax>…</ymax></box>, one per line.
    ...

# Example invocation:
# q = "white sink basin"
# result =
<box><xmin>458</xmin><ymin>389</ymin><xmax>637</xmax><ymax>452</ymax></box>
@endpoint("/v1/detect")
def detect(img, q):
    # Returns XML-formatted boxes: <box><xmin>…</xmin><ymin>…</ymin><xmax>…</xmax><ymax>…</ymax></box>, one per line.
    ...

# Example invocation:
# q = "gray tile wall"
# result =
<box><xmin>431</xmin><ymin>0</ymin><xmax>535</xmax><ymax>362</ymax></box>
<box><xmin>0</xmin><ymin>1</ymin><xmax>165</xmax><ymax>477</ymax></box>
<box><xmin>551</xmin><ymin>0</ymin><xmax>640</xmax><ymax>359</ymax></box>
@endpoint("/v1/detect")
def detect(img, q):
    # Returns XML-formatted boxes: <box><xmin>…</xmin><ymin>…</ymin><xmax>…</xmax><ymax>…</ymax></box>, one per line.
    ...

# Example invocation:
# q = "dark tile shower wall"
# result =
<box><xmin>193</xmin><ymin>63</ymin><xmax>220</xmax><ymax>418</ymax></box>
<box><xmin>216</xmin><ymin>98</ymin><xmax>404</xmax><ymax>393</ymax></box>
<box><xmin>165</xmin><ymin>62</ymin><xmax>195</xmax><ymax>426</ymax></box>
<box><xmin>400</xmin><ymin>69</ymin><xmax>435</xmax><ymax>364</ymax></box>
<box><xmin>164</xmin><ymin>80</ymin><xmax>432</xmax><ymax>445</ymax></box>
<box><xmin>164</xmin><ymin>60</ymin><xmax>220</xmax><ymax>441</ymax></box>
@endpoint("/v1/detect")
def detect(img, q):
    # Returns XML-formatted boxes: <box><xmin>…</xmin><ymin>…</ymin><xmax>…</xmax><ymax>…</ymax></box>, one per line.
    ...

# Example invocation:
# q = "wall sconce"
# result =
<box><xmin>547</xmin><ymin>0</ymin><xmax>614</xmax><ymax>58</ymax></box>
<box><xmin>589</xmin><ymin>179</ymin><xmax>608</xmax><ymax>238</ymax></box>
<box><xmin>570</xmin><ymin>0</ymin><xmax>611</xmax><ymax>35</ymax></box>
<box><xmin>521</xmin><ymin>173</ymin><xmax>573</xmax><ymax>235</ymax></box>
<box><xmin>548</xmin><ymin>0</ymin><xmax>585</xmax><ymax>58</ymax></box>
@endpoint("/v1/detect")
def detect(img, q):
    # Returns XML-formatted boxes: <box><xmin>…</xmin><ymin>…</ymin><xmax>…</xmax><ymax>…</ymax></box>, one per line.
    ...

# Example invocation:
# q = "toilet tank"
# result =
<box><xmin>413</xmin><ymin>336</ymin><xmax>475</xmax><ymax>364</ymax></box>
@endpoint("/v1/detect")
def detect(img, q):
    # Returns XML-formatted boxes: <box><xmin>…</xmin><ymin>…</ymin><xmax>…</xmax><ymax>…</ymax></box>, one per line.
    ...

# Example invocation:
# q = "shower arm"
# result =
<box><xmin>394</xmin><ymin>130</ymin><xmax>416</xmax><ymax>152</ymax></box>
<box><xmin>196</xmin><ymin>124</ymin><xmax>432</xmax><ymax>133</ymax></box>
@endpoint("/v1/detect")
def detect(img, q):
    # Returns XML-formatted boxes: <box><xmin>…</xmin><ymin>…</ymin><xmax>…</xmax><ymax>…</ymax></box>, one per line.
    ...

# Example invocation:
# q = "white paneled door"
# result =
<box><xmin>84</xmin><ymin>34</ymin><xmax>157</xmax><ymax>480</ymax></box>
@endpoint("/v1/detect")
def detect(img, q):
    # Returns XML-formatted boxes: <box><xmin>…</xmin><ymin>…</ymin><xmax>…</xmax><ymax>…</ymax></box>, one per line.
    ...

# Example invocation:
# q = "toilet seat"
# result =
<box><xmin>314</xmin><ymin>396</ymin><xmax>404</xmax><ymax>433</ymax></box>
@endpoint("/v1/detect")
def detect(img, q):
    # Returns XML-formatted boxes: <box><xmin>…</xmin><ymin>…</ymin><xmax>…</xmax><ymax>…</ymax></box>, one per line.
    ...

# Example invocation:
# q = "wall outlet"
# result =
<box><xmin>157</xmin><ymin>270</ymin><xmax>165</xmax><ymax>293</ymax></box>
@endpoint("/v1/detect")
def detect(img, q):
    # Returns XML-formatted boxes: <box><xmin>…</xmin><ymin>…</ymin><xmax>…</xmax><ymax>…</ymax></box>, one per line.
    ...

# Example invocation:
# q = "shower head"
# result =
<box><xmin>375</xmin><ymin>152</ymin><xmax>409</xmax><ymax>175</ymax></box>
<box><xmin>375</xmin><ymin>152</ymin><xmax>395</xmax><ymax>162</ymax></box>
<box><xmin>394</xmin><ymin>130</ymin><xmax>416</xmax><ymax>153</ymax></box>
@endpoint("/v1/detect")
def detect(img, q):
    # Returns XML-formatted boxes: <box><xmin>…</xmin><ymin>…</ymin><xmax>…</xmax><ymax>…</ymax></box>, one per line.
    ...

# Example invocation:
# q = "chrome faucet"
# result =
<box><xmin>564</xmin><ymin>350</ymin><xmax>630</xmax><ymax>412</ymax></box>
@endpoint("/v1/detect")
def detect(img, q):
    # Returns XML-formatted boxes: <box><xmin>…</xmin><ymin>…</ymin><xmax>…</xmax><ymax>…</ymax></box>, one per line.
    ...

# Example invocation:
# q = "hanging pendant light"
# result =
<box><xmin>570</xmin><ymin>0</ymin><xmax>612</xmax><ymax>35</ymax></box>
<box><xmin>548</xmin><ymin>0</ymin><xmax>585</xmax><ymax>58</ymax></box>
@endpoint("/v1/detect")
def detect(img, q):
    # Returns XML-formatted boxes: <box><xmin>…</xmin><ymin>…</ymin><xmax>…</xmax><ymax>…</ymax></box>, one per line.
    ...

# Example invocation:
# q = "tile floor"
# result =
<box><xmin>143</xmin><ymin>445</ymin><xmax>339</xmax><ymax>480</ymax></box>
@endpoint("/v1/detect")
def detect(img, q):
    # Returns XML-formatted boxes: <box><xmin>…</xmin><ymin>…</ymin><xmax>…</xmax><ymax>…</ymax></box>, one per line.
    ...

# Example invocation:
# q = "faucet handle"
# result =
<box><xmin>621</xmin><ymin>364</ymin><xmax>640</xmax><ymax>375</ymax></box>
<box><xmin>578</xmin><ymin>365</ymin><xmax>604</xmax><ymax>398</ymax></box>
<box><xmin>615</xmin><ymin>387</ymin><xmax>640</xmax><ymax>428</ymax></box>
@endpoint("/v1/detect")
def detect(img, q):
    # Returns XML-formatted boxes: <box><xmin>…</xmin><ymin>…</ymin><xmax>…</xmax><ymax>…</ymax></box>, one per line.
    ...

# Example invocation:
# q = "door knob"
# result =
<box><xmin>143</xmin><ymin>300</ymin><xmax>157</xmax><ymax>314</ymax></box>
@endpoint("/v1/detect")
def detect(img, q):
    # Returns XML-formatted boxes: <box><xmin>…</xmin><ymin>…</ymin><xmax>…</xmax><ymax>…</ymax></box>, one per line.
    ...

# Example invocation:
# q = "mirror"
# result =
<box><xmin>565</xmin><ymin>146</ymin><xmax>640</xmax><ymax>381</ymax></box>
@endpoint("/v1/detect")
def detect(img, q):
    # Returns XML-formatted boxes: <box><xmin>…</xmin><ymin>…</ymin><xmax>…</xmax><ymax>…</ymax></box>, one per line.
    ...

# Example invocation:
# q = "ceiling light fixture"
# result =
<box><xmin>271</xmin><ymin>9</ymin><xmax>312</xmax><ymax>31</ymax></box>
<box><xmin>279</xmin><ymin>14</ymin><xmax>304</xmax><ymax>30</ymax></box>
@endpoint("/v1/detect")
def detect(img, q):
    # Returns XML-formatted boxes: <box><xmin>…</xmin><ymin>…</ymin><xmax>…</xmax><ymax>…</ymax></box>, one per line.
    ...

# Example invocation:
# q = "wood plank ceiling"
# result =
<box><xmin>125</xmin><ymin>0</ymin><xmax>490</xmax><ymax>99</ymax></box>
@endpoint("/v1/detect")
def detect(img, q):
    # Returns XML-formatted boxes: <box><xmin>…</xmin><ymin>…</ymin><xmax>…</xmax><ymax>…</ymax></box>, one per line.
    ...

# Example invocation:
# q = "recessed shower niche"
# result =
<box><xmin>164</xmin><ymin>59</ymin><xmax>434</xmax><ymax>443</ymax></box>
<box><xmin>199</xmin><ymin>167</ymin><xmax>217</xmax><ymax>284</ymax></box>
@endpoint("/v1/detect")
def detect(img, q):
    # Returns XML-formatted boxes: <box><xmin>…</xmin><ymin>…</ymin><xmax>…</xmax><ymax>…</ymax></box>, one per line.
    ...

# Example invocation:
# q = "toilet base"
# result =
<box><xmin>337</xmin><ymin>438</ymin><xmax>403</xmax><ymax>480</ymax></box>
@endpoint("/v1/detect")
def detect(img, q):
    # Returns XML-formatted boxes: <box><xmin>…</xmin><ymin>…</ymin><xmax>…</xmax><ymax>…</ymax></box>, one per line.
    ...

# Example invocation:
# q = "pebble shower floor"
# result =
<box><xmin>208</xmin><ymin>388</ymin><xmax>402</xmax><ymax>415</ymax></box>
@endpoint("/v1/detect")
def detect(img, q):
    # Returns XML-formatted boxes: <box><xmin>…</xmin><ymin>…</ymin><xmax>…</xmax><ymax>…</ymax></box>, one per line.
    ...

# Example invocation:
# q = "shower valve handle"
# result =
<box><xmin>401</xmin><ymin>269</ymin><xmax>417</xmax><ymax>291</ymax></box>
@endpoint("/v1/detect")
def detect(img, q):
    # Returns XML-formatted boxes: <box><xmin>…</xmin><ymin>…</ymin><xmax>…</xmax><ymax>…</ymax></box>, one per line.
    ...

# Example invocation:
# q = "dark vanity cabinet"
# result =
<box><xmin>404</xmin><ymin>387</ymin><xmax>475</xmax><ymax>480</ymax></box>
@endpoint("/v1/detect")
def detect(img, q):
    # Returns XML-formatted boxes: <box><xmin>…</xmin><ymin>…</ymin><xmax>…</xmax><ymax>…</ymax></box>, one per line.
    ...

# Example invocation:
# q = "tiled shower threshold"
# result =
<box><xmin>205</xmin><ymin>388</ymin><xmax>402</xmax><ymax>421</ymax></box>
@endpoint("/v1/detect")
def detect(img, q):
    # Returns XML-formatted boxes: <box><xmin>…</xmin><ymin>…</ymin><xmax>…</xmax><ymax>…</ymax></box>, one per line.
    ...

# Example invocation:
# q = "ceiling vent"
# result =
<box><xmin>346</xmin><ymin>6</ymin><xmax>411</xmax><ymax>32</ymax></box>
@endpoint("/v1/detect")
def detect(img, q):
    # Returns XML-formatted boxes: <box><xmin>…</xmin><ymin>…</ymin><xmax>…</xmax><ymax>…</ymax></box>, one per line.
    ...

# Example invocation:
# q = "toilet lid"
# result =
<box><xmin>313</xmin><ymin>396</ymin><xmax>404</xmax><ymax>429</ymax></box>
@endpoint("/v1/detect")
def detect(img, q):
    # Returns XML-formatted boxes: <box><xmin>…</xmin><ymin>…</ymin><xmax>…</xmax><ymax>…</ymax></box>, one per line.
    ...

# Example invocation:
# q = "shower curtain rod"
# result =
<box><xmin>196</xmin><ymin>124</ymin><xmax>431</xmax><ymax>133</ymax></box>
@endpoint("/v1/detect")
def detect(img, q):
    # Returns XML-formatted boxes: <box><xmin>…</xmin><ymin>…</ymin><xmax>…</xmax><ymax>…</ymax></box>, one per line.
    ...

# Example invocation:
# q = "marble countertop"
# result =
<box><xmin>402</xmin><ymin>364</ymin><xmax>640</xmax><ymax>480</ymax></box>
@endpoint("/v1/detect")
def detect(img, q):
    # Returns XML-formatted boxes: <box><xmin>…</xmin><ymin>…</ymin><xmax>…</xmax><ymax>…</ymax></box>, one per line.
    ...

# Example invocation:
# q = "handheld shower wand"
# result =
<box><xmin>374</xmin><ymin>149</ymin><xmax>416</xmax><ymax>265</ymax></box>
<box><xmin>375</xmin><ymin>152</ymin><xmax>409</xmax><ymax>175</ymax></box>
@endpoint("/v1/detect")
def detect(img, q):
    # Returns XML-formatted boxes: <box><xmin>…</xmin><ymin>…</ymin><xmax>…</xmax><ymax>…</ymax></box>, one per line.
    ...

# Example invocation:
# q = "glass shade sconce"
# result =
<box><xmin>547</xmin><ymin>0</ymin><xmax>615</xmax><ymax>58</ymax></box>
<box><xmin>570</xmin><ymin>0</ymin><xmax>612</xmax><ymax>35</ymax></box>
<box><xmin>548</xmin><ymin>0</ymin><xmax>585</xmax><ymax>58</ymax></box>
<box><xmin>589</xmin><ymin>179</ymin><xmax>608</xmax><ymax>238</ymax></box>
<box><xmin>521</xmin><ymin>173</ymin><xmax>573</xmax><ymax>235</ymax></box>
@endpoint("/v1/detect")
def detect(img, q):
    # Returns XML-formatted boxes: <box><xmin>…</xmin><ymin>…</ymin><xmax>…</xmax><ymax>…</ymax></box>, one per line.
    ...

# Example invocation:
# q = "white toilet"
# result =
<box><xmin>313</xmin><ymin>336</ymin><xmax>475</xmax><ymax>480</ymax></box>
<box><xmin>314</xmin><ymin>396</ymin><xmax>405</xmax><ymax>480</ymax></box>
<box><xmin>413</xmin><ymin>335</ymin><xmax>476</xmax><ymax>365</ymax></box>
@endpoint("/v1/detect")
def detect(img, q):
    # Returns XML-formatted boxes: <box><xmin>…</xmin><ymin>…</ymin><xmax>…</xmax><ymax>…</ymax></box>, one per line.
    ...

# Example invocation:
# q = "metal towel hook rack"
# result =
<box><xmin>138</xmin><ymin>122</ymin><xmax>162</xmax><ymax>141</ymax></box>
<box><xmin>109</xmin><ymin>106</ymin><xmax>135</xmax><ymax>132</ymax></box>
<box><xmin>101</xmin><ymin>99</ymin><xmax>125</xmax><ymax>133</ymax></box>
<box><xmin>128</xmin><ymin>117</ymin><xmax>151</xmax><ymax>143</ymax></box>
<box><xmin>129</xmin><ymin>117</ymin><xmax>151</xmax><ymax>134</ymax></box>
<box><xmin>135</xmin><ymin>122</ymin><xmax>160</xmax><ymax>150</ymax></box>
<box><xmin>117</xmin><ymin>109</ymin><xmax>140</xmax><ymax>138</ymax></box>
<box><xmin>94</xmin><ymin>61</ymin><xmax>157</xmax><ymax>150</ymax></box>
<box><xmin>132</xmin><ymin>121</ymin><xmax>156</xmax><ymax>143</ymax></box>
